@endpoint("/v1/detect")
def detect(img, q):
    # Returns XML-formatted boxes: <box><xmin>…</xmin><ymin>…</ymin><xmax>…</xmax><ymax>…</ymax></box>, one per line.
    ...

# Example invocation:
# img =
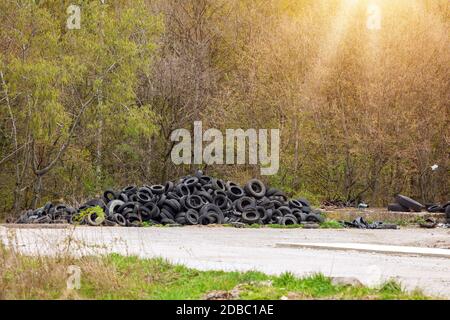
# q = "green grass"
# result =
<box><xmin>320</xmin><ymin>220</ymin><xmax>344</xmax><ymax>229</ymax></box>
<box><xmin>82</xmin><ymin>254</ymin><xmax>428</xmax><ymax>300</ymax></box>
<box><xmin>124</xmin><ymin>218</ymin><xmax>344</xmax><ymax>230</ymax></box>
<box><xmin>0</xmin><ymin>243</ymin><xmax>431</xmax><ymax>300</ymax></box>
<box><xmin>266</xmin><ymin>224</ymin><xmax>303</xmax><ymax>229</ymax></box>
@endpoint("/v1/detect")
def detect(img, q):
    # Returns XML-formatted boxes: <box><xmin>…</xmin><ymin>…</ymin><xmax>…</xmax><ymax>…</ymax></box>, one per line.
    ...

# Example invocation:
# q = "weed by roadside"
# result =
<box><xmin>319</xmin><ymin>220</ymin><xmax>343</xmax><ymax>229</ymax></box>
<box><xmin>0</xmin><ymin>245</ymin><xmax>431</xmax><ymax>300</ymax></box>
<box><xmin>266</xmin><ymin>224</ymin><xmax>303</xmax><ymax>229</ymax></box>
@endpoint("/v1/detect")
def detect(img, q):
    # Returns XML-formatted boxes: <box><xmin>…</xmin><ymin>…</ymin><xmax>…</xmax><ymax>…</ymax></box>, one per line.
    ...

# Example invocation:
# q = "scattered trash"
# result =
<box><xmin>14</xmin><ymin>170</ymin><xmax>325</xmax><ymax>227</ymax></box>
<box><xmin>419</xmin><ymin>218</ymin><xmax>438</xmax><ymax>229</ymax></box>
<box><xmin>358</xmin><ymin>202</ymin><xmax>369</xmax><ymax>210</ymax></box>
<box><xmin>426</xmin><ymin>204</ymin><xmax>444</xmax><ymax>213</ymax></box>
<box><xmin>387</xmin><ymin>194</ymin><xmax>425</xmax><ymax>212</ymax></box>
<box><xmin>340</xmin><ymin>217</ymin><xmax>397</xmax><ymax>230</ymax></box>
<box><xmin>387</xmin><ymin>195</ymin><xmax>449</xmax><ymax>214</ymax></box>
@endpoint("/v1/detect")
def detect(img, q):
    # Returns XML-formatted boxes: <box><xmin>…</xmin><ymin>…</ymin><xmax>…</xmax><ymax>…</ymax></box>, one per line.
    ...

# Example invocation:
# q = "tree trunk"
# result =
<box><xmin>31</xmin><ymin>175</ymin><xmax>42</xmax><ymax>209</ymax></box>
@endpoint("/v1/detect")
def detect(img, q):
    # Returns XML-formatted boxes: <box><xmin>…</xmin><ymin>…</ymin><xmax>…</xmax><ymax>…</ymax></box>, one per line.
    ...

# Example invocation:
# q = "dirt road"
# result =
<box><xmin>1</xmin><ymin>225</ymin><xmax>449</xmax><ymax>298</ymax></box>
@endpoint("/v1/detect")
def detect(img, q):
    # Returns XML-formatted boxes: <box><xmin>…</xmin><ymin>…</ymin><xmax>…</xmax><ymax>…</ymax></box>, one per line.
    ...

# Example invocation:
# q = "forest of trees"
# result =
<box><xmin>0</xmin><ymin>0</ymin><xmax>448</xmax><ymax>217</ymax></box>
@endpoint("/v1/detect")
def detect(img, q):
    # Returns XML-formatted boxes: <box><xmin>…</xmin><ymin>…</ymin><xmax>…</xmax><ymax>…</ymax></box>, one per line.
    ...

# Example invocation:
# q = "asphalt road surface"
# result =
<box><xmin>1</xmin><ymin>225</ymin><xmax>449</xmax><ymax>298</ymax></box>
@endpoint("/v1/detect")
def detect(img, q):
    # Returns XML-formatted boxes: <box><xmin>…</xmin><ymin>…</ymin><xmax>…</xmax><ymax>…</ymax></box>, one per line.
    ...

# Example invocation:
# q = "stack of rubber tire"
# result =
<box><xmin>388</xmin><ymin>194</ymin><xmax>450</xmax><ymax>220</ymax></box>
<box><xmin>15</xmin><ymin>171</ymin><xmax>324</xmax><ymax>227</ymax></box>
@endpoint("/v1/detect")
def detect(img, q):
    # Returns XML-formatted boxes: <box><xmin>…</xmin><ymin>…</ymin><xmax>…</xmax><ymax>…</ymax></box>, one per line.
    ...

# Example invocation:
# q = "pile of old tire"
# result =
<box><xmin>15</xmin><ymin>171</ymin><xmax>324</xmax><ymax>227</ymax></box>
<box><xmin>388</xmin><ymin>194</ymin><xmax>449</xmax><ymax>215</ymax></box>
<box><xmin>15</xmin><ymin>203</ymin><xmax>77</xmax><ymax>225</ymax></box>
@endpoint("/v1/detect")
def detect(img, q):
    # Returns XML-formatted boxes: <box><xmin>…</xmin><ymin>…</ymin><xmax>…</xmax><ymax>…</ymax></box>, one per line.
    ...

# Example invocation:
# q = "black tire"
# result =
<box><xmin>205</xmin><ymin>212</ymin><xmax>223</xmax><ymax>224</ymax></box>
<box><xmin>167</xmin><ymin>192</ymin><xmax>182</xmax><ymax>201</ymax></box>
<box><xmin>427</xmin><ymin>205</ymin><xmax>443</xmax><ymax>213</ymax></box>
<box><xmin>213</xmin><ymin>190</ymin><xmax>227</xmax><ymax>198</ymax></box>
<box><xmin>262</xmin><ymin>208</ymin><xmax>273</xmax><ymax>223</ymax></box>
<box><xmin>265</xmin><ymin>187</ymin><xmax>278</xmax><ymax>197</ymax></box>
<box><xmin>160</xmin><ymin>208</ymin><xmax>175</xmax><ymax>220</ymax></box>
<box><xmin>281</xmin><ymin>214</ymin><xmax>298</xmax><ymax>225</ymax></box>
<box><xmin>175</xmin><ymin>184</ymin><xmax>191</xmax><ymax>196</ymax></box>
<box><xmin>301</xmin><ymin>206</ymin><xmax>312</xmax><ymax>214</ymax></box>
<box><xmin>123</xmin><ymin>185</ymin><xmax>137</xmax><ymax>194</ymax></box>
<box><xmin>185</xmin><ymin>195</ymin><xmax>204</xmax><ymax>210</ymax></box>
<box><xmin>241</xmin><ymin>209</ymin><xmax>261</xmax><ymax>224</ymax></box>
<box><xmin>244</xmin><ymin>179</ymin><xmax>266</xmax><ymax>198</ymax></box>
<box><xmin>234</xmin><ymin>196</ymin><xmax>256</xmax><ymax>212</ymax></box>
<box><xmin>227</xmin><ymin>186</ymin><xmax>245</xmax><ymax>200</ymax></box>
<box><xmin>278</xmin><ymin>206</ymin><xmax>292</xmax><ymax>216</ymax></box>
<box><xmin>213</xmin><ymin>194</ymin><xmax>229</xmax><ymax>210</ymax></box>
<box><xmin>288</xmin><ymin>200</ymin><xmax>303</xmax><ymax>210</ymax></box>
<box><xmin>225</xmin><ymin>181</ymin><xmax>238</xmax><ymax>190</ymax></box>
<box><xmin>387</xmin><ymin>203</ymin><xmax>410</xmax><ymax>212</ymax></box>
<box><xmin>83</xmin><ymin>198</ymin><xmax>106</xmax><ymax>210</ymax></box>
<box><xmin>157</xmin><ymin>194</ymin><xmax>167</xmax><ymax>206</ymax></box>
<box><xmin>199</xmin><ymin>175</ymin><xmax>212</xmax><ymax>185</ymax></box>
<box><xmin>257</xmin><ymin>197</ymin><xmax>274</xmax><ymax>210</ymax></box>
<box><xmin>117</xmin><ymin>193</ymin><xmax>129</xmax><ymax>203</ymax></box>
<box><xmin>446</xmin><ymin>205</ymin><xmax>450</xmax><ymax>222</ymax></box>
<box><xmin>297</xmin><ymin>198</ymin><xmax>311</xmax><ymax>207</ymax></box>
<box><xmin>161</xmin><ymin>218</ymin><xmax>175</xmax><ymax>225</ymax></box>
<box><xmin>194</xmin><ymin>190</ymin><xmax>213</xmax><ymax>203</ymax></box>
<box><xmin>164</xmin><ymin>181</ymin><xmax>174</xmax><ymax>193</ymax></box>
<box><xmin>296</xmin><ymin>212</ymin><xmax>308</xmax><ymax>223</ymax></box>
<box><xmin>305</xmin><ymin>213</ymin><xmax>324</xmax><ymax>223</ymax></box>
<box><xmin>270</xmin><ymin>209</ymin><xmax>283</xmax><ymax>221</ymax></box>
<box><xmin>43</xmin><ymin>202</ymin><xmax>53</xmax><ymax>215</ymax></box>
<box><xmin>200</xmin><ymin>203</ymin><xmax>223</xmax><ymax>216</ymax></box>
<box><xmin>198</xmin><ymin>215</ymin><xmax>211</xmax><ymax>225</ymax></box>
<box><xmin>255</xmin><ymin>206</ymin><xmax>268</xmax><ymax>222</ymax></box>
<box><xmin>35</xmin><ymin>215</ymin><xmax>52</xmax><ymax>224</ymax></box>
<box><xmin>150</xmin><ymin>184</ymin><xmax>165</xmax><ymax>195</ymax></box>
<box><xmin>138</xmin><ymin>186</ymin><xmax>153</xmax><ymax>197</ymax></box>
<box><xmin>103</xmin><ymin>189</ymin><xmax>117</xmax><ymax>203</ymax></box>
<box><xmin>395</xmin><ymin>194</ymin><xmax>424</xmax><ymax>212</ymax></box>
<box><xmin>136</xmin><ymin>191</ymin><xmax>152</xmax><ymax>204</ymax></box>
<box><xmin>175</xmin><ymin>212</ymin><xmax>187</xmax><ymax>224</ymax></box>
<box><xmin>106</xmin><ymin>200</ymin><xmax>125</xmax><ymax>216</ymax></box>
<box><xmin>183</xmin><ymin>177</ymin><xmax>199</xmax><ymax>190</ymax></box>
<box><xmin>185</xmin><ymin>209</ymin><xmax>199</xmax><ymax>225</ymax></box>
<box><xmin>442</xmin><ymin>201</ymin><xmax>450</xmax><ymax>212</ymax></box>
<box><xmin>164</xmin><ymin>198</ymin><xmax>182</xmax><ymax>213</ymax></box>
<box><xmin>86</xmin><ymin>212</ymin><xmax>105</xmax><ymax>226</ymax></box>
<box><xmin>118</xmin><ymin>202</ymin><xmax>138</xmax><ymax>214</ymax></box>
<box><xmin>138</xmin><ymin>206</ymin><xmax>152</xmax><ymax>221</ymax></box>
<box><xmin>144</xmin><ymin>201</ymin><xmax>160</xmax><ymax>218</ymax></box>
<box><xmin>211</xmin><ymin>178</ymin><xmax>226</xmax><ymax>191</ymax></box>
<box><xmin>126</xmin><ymin>213</ymin><xmax>142</xmax><ymax>226</ymax></box>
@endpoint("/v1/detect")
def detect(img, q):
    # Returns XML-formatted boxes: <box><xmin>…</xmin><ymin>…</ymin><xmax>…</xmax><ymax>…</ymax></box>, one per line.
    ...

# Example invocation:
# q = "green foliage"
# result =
<box><xmin>74</xmin><ymin>205</ymin><xmax>105</xmax><ymax>224</ymax></box>
<box><xmin>0</xmin><ymin>0</ymin><xmax>449</xmax><ymax>214</ymax></box>
<box><xmin>268</xmin><ymin>170</ymin><xmax>322</xmax><ymax>206</ymax></box>
<box><xmin>0</xmin><ymin>1</ymin><xmax>162</xmax><ymax>211</ymax></box>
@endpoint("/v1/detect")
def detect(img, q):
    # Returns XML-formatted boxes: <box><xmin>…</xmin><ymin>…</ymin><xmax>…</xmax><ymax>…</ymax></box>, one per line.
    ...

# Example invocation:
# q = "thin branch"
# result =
<box><xmin>0</xmin><ymin>142</ymin><xmax>30</xmax><ymax>166</ymax></box>
<box><xmin>34</xmin><ymin>95</ymin><xmax>95</xmax><ymax>176</ymax></box>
